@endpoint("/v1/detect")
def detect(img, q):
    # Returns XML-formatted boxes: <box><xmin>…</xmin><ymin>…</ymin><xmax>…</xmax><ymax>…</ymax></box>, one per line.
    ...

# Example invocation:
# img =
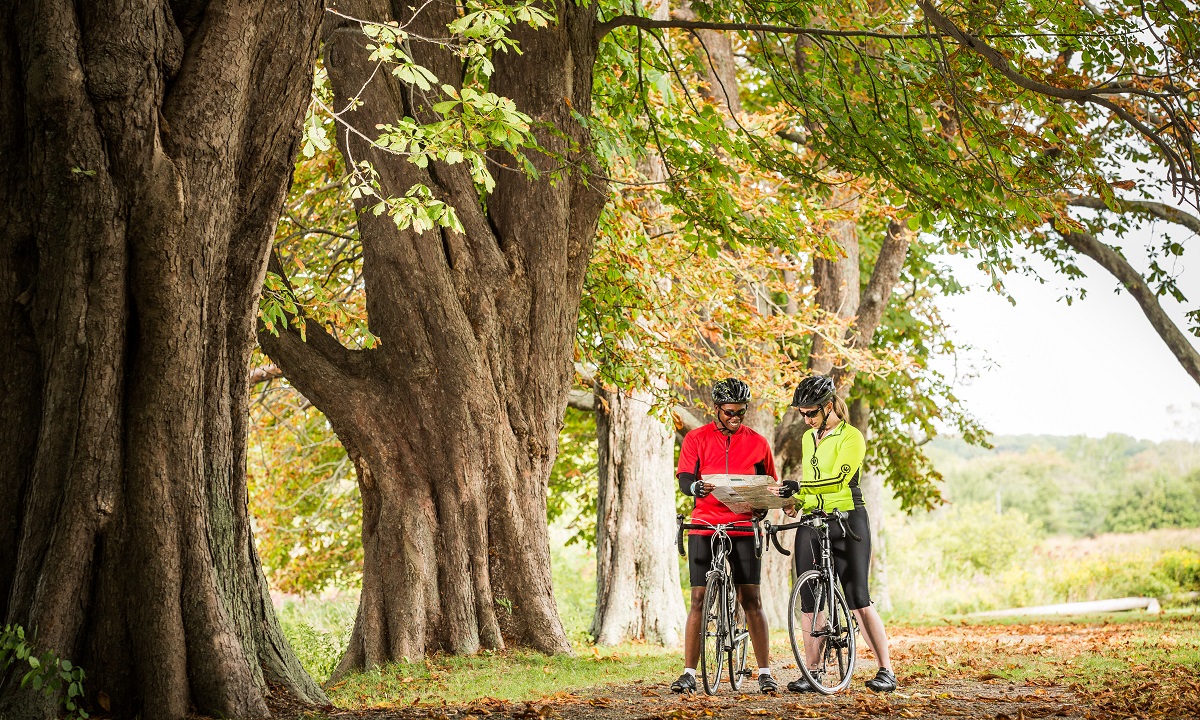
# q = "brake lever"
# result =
<box><xmin>837</xmin><ymin>514</ymin><xmax>863</xmax><ymax>543</ymax></box>
<box><xmin>676</xmin><ymin>514</ymin><xmax>686</xmax><ymax>557</ymax></box>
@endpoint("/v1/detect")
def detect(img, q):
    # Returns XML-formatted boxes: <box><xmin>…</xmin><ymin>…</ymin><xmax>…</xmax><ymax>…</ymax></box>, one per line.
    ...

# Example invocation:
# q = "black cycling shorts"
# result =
<box><xmin>792</xmin><ymin>506</ymin><xmax>873</xmax><ymax>610</ymax></box>
<box><xmin>688</xmin><ymin>533</ymin><xmax>761</xmax><ymax>587</ymax></box>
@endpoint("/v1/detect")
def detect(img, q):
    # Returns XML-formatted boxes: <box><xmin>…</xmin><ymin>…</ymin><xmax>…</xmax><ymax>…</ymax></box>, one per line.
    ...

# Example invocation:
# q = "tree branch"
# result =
<box><xmin>854</xmin><ymin>220</ymin><xmax>912</xmax><ymax>346</ymax></box>
<box><xmin>596</xmin><ymin>14</ymin><xmax>938</xmax><ymax>42</ymax></box>
<box><xmin>257</xmin><ymin>251</ymin><xmax>370</xmax><ymax>406</ymax></box>
<box><xmin>917</xmin><ymin>0</ymin><xmax>1197</xmax><ymax>201</ymax></box>
<box><xmin>1067</xmin><ymin>195</ymin><xmax>1200</xmax><ymax>235</ymax></box>
<box><xmin>567</xmin><ymin>388</ymin><xmax>595</xmax><ymax>412</ymax></box>
<box><xmin>917</xmin><ymin>1</ymin><xmax>1139</xmax><ymax>103</ymax></box>
<box><xmin>776</xmin><ymin>128</ymin><xmax>808</xmax><ymax>145</ymax></box>
<box><xmin>673</xmin><ymin>405</ymin><xmax>705</xmax><ymax>434</ymax></box>
<box><xmin>832</xmin><ymin>221</ymin><xmax>911</xmax><ymax>389</ymax></box>
<box><xmin>1054</xmin><ymin>224</ymin><xmax>1200</xmax><ymax>386</ymax></box>
<box><xmin>249</xmin><ymin>364</ymin><xmax>284</xmax><ymax>385</ymax></box>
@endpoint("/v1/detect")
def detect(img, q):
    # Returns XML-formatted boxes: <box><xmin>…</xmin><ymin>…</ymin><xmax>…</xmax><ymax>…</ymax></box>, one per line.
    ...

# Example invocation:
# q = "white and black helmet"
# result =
<box><xmin>712</xmin><ymin>377</ymin><xmax>751</xmax><ymax>405</ymax></box>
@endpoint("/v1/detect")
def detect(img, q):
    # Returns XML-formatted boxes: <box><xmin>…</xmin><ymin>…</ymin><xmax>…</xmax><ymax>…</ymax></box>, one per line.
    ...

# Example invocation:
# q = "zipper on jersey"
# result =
<box><xmin>724</xmin><ymin>432</ymin><xmax>731</xmax><ymax>475</ymax></box>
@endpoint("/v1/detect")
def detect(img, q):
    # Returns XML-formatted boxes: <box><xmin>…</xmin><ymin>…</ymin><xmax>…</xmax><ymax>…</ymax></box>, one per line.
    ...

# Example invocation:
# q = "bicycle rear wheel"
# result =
<box><xmin>788</xmin><ymin>570</ymin><xmax>856</xmax><ymax>694</ymax></box>
<box><xmin>727</xmin><ymin>586</ymin><xmax>749</xmax><ymax>690</ymax></box>
<box><xmin>699</xmin><ymin>574</ymin><xmax>726</xmax><ymax>694</ymax></box>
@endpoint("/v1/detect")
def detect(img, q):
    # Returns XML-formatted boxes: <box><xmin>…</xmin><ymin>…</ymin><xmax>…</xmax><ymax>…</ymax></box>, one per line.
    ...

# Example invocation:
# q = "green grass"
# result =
<box><xmin>326</xmin><ymin>645</ymin><xmax>678</xmax><ymax>708</ymax></box>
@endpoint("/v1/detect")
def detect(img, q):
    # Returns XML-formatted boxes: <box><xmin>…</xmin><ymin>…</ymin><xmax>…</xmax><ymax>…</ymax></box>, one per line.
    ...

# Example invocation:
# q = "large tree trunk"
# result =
<box><xmin>591</xmin><ymin>386</ymin><xmax>685</xmax><ymax>646</ymax></box>
<box><xmin>0</xmin><ymin>2</ymin><xmax>326</xmax><ymax>719</ymax></box>
<box><xmin>260</xmin><ymin>0</ymin><xmax>606</xmax><ymax>673</ymax></box>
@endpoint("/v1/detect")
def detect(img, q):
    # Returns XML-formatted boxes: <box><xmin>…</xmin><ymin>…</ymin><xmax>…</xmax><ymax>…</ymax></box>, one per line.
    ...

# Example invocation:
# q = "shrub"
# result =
<box><xmin>0</xmin><ymin>624</ymin><xmax>88</xmax><ymax>719</ymax></box>
<box><xmin>1156</xmin><ymin>549</ymin><xmax>1200</xmax><ymax>592</ymax></box>
<box><xmin>277</xmin><ymin>596</ymin><xmax>356</xmax><ymax>683</ymax></box>
<box><xmin>929</xmin><ymin>503</ymin><xmax>1040</xmax><ymax>575</ymax></box>
<box><xmin>281</xmin><ymin>620</ymin><xmax>344</xmax><ymax>683</ymax></box>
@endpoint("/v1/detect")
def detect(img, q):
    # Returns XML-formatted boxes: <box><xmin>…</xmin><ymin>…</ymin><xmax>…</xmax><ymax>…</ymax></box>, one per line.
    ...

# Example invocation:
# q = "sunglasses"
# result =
<box><xmin>797</xmin><ymin>407</ymin><xmax>824</xmax><ymax>419</ymax></box>
<box><xmin>719</xmin><ymin>407</ymin><xmax>747</xmax><ymax>418</ymax></box>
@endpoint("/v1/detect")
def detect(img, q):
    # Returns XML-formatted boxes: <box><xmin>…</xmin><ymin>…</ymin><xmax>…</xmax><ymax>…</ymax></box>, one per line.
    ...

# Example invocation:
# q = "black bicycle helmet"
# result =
<box><xmin>712</xmin><ymin>377</ymin><xmax>751</xmax><ymax>404</ymax></box>
<box><xmin>791</xmin><ymin>374</ymin><xmax>835</xmax><ymax>408</ymax></box>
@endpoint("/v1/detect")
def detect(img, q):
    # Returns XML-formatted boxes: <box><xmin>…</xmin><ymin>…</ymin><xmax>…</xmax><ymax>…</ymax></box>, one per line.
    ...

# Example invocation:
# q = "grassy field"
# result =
<box><xmin>885</xmin><ymin>518</ymin><xmax>1200</xmax><ymax>617</ymax></box>
<box><xmin>325</xmin><ymin>644</ymin><xmax>680</xmax><ymax>708</ymax></box>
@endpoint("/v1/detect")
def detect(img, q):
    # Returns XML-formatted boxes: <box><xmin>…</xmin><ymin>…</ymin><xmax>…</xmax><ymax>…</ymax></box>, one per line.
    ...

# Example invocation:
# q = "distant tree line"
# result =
<box><xmin>929</xmin><ymin>434</ymin><xmax>1200</xmax><ymax>537</ymax></box>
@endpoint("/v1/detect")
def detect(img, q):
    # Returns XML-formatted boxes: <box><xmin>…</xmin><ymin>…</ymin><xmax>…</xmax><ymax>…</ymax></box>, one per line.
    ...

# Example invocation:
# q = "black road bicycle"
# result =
<box><xmin>676</xmin><ymin>516</ymin><xmax>763</xmax><ymax>694</ymax></box>
<box><xmin>765</xmin><ymin>510</ymin><xmax>860</xmax><ymax>694</ymax></box>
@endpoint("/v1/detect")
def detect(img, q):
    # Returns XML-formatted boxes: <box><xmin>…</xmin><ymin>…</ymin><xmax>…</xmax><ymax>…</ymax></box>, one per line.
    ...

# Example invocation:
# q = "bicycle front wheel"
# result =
<box><xmin>727</xmin><ymin>586</ymin><xmax>750</xmax><ymax>690</ymax></box>
<box><xmin>699</xmin><ymin>574</ymin><xmax>726</xmax><ymax>694</ymax></box>
<box><xmin>788</xmin><ymin>569</ymin><xmax>856</xmax><ymax>694</ymax></box>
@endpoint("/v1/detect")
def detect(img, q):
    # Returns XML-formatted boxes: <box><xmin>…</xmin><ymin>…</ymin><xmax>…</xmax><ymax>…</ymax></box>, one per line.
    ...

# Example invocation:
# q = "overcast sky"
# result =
<box><xmin>933</xmin><ymin>222</ymin><xmax>1200</xmax><ymax>443</ymax></box>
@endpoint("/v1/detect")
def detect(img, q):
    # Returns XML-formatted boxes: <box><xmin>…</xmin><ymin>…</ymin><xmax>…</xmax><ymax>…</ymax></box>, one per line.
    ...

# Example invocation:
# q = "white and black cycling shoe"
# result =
<box><xmin>786</xmin><ymin>672</ymin><xmax>819</xmax><ymax>693</ymax></box>
<box><xmin>757</xmin><ymin>674</ymin><xmax>780</xmax><ymax>694</ymax></box>
<box><xmin>670</xmin><ymin>673</ymin><xmax>697</xmax><ymax>694</ymax></box>
<box><xmin>865</xmin><ymin>668</ymin><xmax>897</xmax><ymax>693</ymax></box>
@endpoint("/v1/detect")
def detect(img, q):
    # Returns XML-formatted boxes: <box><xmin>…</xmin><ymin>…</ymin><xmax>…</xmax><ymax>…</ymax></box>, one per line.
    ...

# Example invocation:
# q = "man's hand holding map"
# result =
<box><xmin>703</xmin><ymin>474</ymin><xmax>790</xmax><ymax>514</ymax></box>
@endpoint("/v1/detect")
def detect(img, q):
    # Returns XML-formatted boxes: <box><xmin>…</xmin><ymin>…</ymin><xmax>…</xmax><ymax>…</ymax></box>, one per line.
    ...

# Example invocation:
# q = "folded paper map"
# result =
<box><xmin>704</xmin><ymin>474</ymin><xmax>790</xmax><ymax>513</ymax></box>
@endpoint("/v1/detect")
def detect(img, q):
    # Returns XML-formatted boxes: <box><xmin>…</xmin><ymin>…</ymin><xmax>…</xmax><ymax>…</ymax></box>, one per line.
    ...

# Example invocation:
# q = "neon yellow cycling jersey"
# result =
<box><xmin>797</xmin><ymin>421</ymin><xmax>865</xmax><ymax>512</ymax></box>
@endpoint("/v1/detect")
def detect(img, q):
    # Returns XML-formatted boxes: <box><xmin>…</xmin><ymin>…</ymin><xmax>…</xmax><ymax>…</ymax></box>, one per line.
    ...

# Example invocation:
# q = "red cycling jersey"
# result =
<box><xmin>677</xmin><ymin>422</ymin><xmax>778</xmax><ymax>535</ymax></box>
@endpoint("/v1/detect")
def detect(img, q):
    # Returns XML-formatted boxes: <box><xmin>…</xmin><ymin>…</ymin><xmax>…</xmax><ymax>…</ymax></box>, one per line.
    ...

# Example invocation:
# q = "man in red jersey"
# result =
<box><xmin>670</xmin><ymin>378</ymin><xmax>779</xmax><ymax>694</ymax></box>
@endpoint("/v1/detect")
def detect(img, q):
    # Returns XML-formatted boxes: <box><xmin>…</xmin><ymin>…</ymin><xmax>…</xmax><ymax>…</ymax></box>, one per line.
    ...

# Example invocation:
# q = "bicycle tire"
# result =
<box><xmin>699</xmin><ymin>574</ymin><xmax>726</xmax><ymax>695</ymax></box>
<box><xmin>727</xmin><ymin>585</ymin><xmax>750</xmax><ymax>690</ymax></box>
<box><xmin>788</xmin><ymin>570</ymin><xmax>856</xmax><ymax>694</ymax></box>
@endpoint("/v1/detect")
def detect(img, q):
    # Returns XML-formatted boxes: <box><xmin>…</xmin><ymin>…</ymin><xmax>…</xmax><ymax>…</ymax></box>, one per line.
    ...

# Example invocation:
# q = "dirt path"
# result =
<box><xmin>310</xmin><ymin>676</ymin><xmax>1080</xmax><ymax>720</ymax></box>
<box><xmin>295</xmin><ymin>619</ymin><xmax>1200</xmax><ymax>720</ymax></box>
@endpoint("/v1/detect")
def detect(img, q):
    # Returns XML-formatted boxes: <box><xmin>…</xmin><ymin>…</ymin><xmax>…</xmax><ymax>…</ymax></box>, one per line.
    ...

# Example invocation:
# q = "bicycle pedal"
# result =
<box><xmin>736</xmin><ymin>669</ymin><xmax>753</xmax><ymax>677</ymax></box>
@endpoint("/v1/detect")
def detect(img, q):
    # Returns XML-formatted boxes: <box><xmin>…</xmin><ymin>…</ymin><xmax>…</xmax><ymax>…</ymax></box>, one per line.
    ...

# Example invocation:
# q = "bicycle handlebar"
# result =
<box><xmin>675</xmin><ymin>515</ymin><xmax>764</xmax><ymax>558</ymax></box>
<box><xmin>770</xmin><ymin>527</ymin><xmax>790</xmax><ymax>556</ymax></box>
<box><xmin>675</xmin><ymin>508</ymin><xmax>865</xmax><ymax>562</ymax></box>
<box><xmin>762</xmin><ymin>509</ymin><xmax>863</xmax><ymax>551</ymax></box>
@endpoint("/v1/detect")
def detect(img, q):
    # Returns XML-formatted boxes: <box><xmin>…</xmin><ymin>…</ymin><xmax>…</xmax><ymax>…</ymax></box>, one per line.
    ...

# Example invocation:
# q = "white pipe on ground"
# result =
<box><xmin>967</xmin><ymin>596</ymin><xmax>1162</xmax><ymax>618</ymax></box>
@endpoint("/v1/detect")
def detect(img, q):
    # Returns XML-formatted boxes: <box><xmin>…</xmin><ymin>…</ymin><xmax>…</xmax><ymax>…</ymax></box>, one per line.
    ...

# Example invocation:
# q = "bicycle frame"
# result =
<box><xmin>766</xmin><ymin>510</ymin><xmax>858</xmax><ymax>694</ymax></box>
<box><xmin>676</xmin><ymin>516</ymin><xmax>762</xmax><ymax>694</ymax></box>
<box><xmin>811</xmin><ymin>515</ymin><xmax>841</xmax><ymax>639</ymax></box>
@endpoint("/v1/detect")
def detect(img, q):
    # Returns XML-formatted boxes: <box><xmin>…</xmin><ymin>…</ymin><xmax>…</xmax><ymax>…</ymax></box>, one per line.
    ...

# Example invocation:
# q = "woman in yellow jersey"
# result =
<box><xmin>780</xmin><ymin>374</ymin><xmax>897</xmax><ymax>693</ymax></box>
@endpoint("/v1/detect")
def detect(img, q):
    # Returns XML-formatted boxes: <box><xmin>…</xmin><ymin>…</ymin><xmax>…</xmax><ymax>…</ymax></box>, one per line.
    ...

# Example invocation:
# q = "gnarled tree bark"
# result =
<box><xmin>0</xmin><ymin>1</ymin><xmax>326</xmax><ymax>718</ymax></box>
<box><xmin>260</xmin><ymin>0</ymin><xmax>606</xmax><ymax>673</ymax></box>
